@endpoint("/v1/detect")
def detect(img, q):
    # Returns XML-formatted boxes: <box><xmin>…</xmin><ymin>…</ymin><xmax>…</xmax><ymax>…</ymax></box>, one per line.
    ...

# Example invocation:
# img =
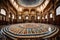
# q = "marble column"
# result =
<box><xmin>47</xmin><ymin>12</ymin><xmax>50</xmax><ymax>24</ymax></box>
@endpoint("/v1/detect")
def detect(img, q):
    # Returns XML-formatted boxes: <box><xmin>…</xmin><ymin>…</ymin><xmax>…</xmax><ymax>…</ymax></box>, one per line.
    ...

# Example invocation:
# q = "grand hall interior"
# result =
<box><xmin>0</xmin><ymin>0</ymin><xmax>60</xmax><ymax>40</ymax></box>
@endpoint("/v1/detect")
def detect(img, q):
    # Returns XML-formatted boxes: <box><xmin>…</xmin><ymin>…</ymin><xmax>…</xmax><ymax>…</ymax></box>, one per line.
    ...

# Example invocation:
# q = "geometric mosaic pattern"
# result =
<box><xmin>1</xmin><ymin>23</ymin><xmax>59</xmax><ymax>38</ymax></box>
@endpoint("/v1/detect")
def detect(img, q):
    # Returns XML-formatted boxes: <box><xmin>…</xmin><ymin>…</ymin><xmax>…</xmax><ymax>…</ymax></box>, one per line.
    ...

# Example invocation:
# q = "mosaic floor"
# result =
<box><xmin>1</xmin><ymin>23</ymin><xmax>59</xmax><ymax>39</ymax></box>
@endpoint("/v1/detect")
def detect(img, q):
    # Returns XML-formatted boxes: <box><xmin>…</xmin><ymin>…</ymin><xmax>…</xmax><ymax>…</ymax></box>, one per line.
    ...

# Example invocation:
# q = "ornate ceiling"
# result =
<box><xmin>17</xmin><ymin>0</ymin><xmax>44</xmax><ymax>7</ymax></box>
<box><xmin>9</xmin><ymin>0</ymin><xmax>50</xmax><ymax>12</ymax></box>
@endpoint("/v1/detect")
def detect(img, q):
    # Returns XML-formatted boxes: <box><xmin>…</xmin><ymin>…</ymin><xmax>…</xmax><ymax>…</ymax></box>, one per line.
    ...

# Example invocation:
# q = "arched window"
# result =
<box><xmin>50</xmin><ymin>14</ymin><xmax>53</xmax><ymax>18</ymax></box>
<box><xmin>0</xmin><ymin>9</ymin><xmax>6</xmax><ymax>15</ymax></box>
<box><xmin>19</xmin><ymin>16</ymin><xmax>21</xmax><ymax>19</ymax></box>
<box><xmin>42</xmin><ymin>17</ymin><xmax>44</xmax><ymax>19</ymax></box>
<box><xmin>12</xmin><ymin>14</ymin><xmax>14</xmax><ymax>19</ymax></box>
<box><xmin>25</xmin><ymin>16</ymin><xmax>29</xmax><ymax>20</ymax></box>
<box><xmin>8</xmin><ymin>14</ymin><xmax>11</xmax><ymax>18</ymax></box>
<box><xmin>56</xmin><ymin>6</ymin><xmax>60</xmax><ymax>15</ymax></box>
<box><xmin>45</xmin><ymin>15</ymin><xmax>47</xmax><ymax>19</ymax></box>
<box><xmin>37</xmin><ymin>16</ymin><xmax>40</xmax><ymax>19</ymax></box>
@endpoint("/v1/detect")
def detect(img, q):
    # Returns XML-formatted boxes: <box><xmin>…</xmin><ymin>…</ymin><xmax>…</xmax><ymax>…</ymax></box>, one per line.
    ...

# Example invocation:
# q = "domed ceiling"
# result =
<box><xmin>10</xmin><ymin>0</ymin><xmax>50</xmax><ymax>12</ymax></box>
<box><xmin>17</xmin><ymin>0</ymin><xmax>44</xmax><ymax>7</ymax></box>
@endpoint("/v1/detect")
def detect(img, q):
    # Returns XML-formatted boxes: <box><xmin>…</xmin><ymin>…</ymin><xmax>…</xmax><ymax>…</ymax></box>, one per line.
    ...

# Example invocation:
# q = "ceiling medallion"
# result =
<box><xmin>17</xmin><ymin>0</ymin><xmax>44</xmax><ymax>7</ymax></box>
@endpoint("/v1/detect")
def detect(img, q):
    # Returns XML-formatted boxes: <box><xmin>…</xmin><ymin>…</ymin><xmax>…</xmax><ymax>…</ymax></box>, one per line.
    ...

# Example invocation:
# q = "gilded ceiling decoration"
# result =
<box><xmin>9</xmin><ymin>0</ymin><xmax>50</xmax><ymax>12</ymax></box>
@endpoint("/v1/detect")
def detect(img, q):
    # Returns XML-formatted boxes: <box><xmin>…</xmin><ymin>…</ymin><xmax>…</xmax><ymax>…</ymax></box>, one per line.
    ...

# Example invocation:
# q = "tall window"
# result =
<box><xmin>12</xmin><ymin>14</ymin><xmax>14</xmax><ymax>19</ymax></box>
<box><xmin>45</xmin><ymin>15</ymin><xmax>47</xmax><ymax>19</ymax></box>
<box><xmin>50</xmin><ymin>14</ymin><xmax>53</xmax><ymax>18</ymax></box>
<box><xmin>19</xmin><ymin>16</ymin><xmax>21</xmax><ymax>19</ymax></box>
<box><xmin>25</xmin><ymin>16</ymin><xmax>29</xmax><ymax>20</ymax></box>
<box><xmin>37</xmin><ymin>16</ymin><xmax>40</xmax><ymax>19</ymax></box>
<box><xmin>56</xmin><ymin>6</ymin><xmax>60</xmax><ymax>15</ymax></box>
<box><xmin>0</xmin><ymin>9</ymin><xmax>6</xmax><ymax>15</ymax></box>
<box><xmin>42</xmin><ymin>17</ymin><xmax>44</xmax><ymax>19</ymax></box>
<box><xmin>8</xmin><ymin>14</ymin><xmax>11</xmax><ymax>18</ymax></box>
